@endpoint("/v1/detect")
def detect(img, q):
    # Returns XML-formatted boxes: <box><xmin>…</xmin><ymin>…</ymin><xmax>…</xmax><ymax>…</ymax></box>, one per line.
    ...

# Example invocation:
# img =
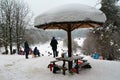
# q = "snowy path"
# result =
<box><xmin>0</xmin><ymin>55</ymin><xmax>120</xmax><ymax>80</ymax></box>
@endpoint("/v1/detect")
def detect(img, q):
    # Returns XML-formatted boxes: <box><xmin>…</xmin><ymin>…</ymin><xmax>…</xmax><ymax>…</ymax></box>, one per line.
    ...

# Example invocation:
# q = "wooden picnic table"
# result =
<box><xmin>56</xmin><ymin>56</ymin><xmax>84</xmax><ymax>73</ymax></box>
<box><xmin>50</xmin><ymin>56</ymin><xmax>87</xmax><ymax>75</ymax></box>
<box><xmin>49</xmin><ymin>55</ymin><xmax>91</xmax><ymax>75</ymax></box>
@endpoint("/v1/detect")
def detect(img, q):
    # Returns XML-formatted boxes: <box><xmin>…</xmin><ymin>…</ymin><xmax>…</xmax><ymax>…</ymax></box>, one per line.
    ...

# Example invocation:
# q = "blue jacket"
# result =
<box><xmin>24</xmin><ymin>41</ymin><xmax>29</xmax><ymax>51</ymax></box>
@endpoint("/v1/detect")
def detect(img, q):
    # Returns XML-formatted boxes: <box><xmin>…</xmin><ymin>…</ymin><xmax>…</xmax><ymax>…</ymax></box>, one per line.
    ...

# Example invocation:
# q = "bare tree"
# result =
<box><xmin>0</xmin><ymin>0</ymin><xmax>31</xmax><ymax>54</ymax></box>
<box><xmin>0</xmin><ymin>0</ymin><xmax>11</xmax><ymax>54</ymax></box>
<box><xmin>13</xmin><ymin>0</ymin><xmax>31</xmax><ymax>54</ymax></box>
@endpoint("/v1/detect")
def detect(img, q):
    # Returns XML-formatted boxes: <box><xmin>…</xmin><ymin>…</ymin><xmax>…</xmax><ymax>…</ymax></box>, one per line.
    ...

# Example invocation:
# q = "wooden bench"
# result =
<box><xmin>52</xmin><ymin>65</ymin><xmax>68</xmax><ymax>75</ymax></box>
<box><xmin>78</xmin><ymin>62</ymin><xmax>92</xmax><ymax>71</ymax></box>
<box><xmin>50</xmin><ymin>60</ymin><xmax>68</xmax><ymax>75</ymax></box>
<box><xmin>72</xmin><ymin>61</ymin><xmax>91</xmax><ymax>74</ymax></box>
<box><xmin>79</xmin><ymin>62</ymin><xmax>89</xmax><ymax>68</ymax></box>
<box><xmin>57</xmin><ymin>66</ymin><xmax>68</xmax><ymax>75</ymax></box>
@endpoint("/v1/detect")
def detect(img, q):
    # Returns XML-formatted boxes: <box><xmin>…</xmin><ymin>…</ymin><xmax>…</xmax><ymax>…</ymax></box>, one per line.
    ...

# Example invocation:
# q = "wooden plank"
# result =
<box><xmin>50</xmin><ymin>60</ymin><xmax>62</xmax><ymax>63</ymax></box>
<box><xmin>56</xmin><ymin>56</ymin><xmax>83</xmax><ymax>61</ymax></box>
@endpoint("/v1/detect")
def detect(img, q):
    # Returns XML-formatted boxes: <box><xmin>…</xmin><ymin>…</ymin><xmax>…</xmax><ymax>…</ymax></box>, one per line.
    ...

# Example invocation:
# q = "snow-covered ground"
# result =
<box><xmin>0</xmin><ymin>38</ymin><xmax>120</xmax><ymax>80</ymax></box>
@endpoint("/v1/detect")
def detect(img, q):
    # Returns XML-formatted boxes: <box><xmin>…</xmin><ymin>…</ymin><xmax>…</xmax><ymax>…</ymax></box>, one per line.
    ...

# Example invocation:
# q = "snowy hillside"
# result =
<box><xmin>0</xmin><ymin>38</ymin><xmax>120</xmax><ymax>80</ymax></box>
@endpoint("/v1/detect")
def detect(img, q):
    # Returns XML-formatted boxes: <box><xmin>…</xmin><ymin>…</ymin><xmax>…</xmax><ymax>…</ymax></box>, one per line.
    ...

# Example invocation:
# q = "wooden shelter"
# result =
<box><xmin>34</xmin><ymin>3</ymin><xmax>106</xmax><ymax>71</ymax></box>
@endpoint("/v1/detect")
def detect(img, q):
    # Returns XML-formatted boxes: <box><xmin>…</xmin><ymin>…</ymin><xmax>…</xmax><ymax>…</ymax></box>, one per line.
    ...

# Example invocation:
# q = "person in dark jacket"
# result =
<box><xmin>50</xmin><ymin>37</ymin><xmax>58</xmax><ymax>58</ymax></box>
<box><xmin>33</xmin><ymin>47</ymin><xmax>40</xmax><ymax>57</ymax></box>
<box><xmin>24</xmin><ymin>41</ymin><xmax>30</xmax><ymax>59</ymax></box>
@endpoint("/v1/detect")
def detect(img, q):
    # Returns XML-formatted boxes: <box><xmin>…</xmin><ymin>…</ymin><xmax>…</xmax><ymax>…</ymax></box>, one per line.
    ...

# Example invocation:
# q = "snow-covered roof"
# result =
<box><xmin>34</xmin><ymin>3</ymin><xmax>106</xmax><ymax>27</ymax></box>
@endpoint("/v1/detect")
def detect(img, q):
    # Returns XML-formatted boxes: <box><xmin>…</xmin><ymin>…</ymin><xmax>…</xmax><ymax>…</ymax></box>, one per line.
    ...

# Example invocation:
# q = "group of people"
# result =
<box><xmin>24</xmin><ymin>41</ymin><xmax>40</xmax><ymax>59</ymax></box>
<box><xmin>24</xmin><ymin>36</ymin><xmax>58</xmax><ymax>59</ymax></box>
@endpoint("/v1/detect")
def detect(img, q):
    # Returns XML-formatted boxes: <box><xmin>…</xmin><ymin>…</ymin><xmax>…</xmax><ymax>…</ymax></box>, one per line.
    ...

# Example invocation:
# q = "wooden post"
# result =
<box><xmin>67</xmin><ymin>24</ymin><xmax>72</xmax><ymax>71</ymax></box>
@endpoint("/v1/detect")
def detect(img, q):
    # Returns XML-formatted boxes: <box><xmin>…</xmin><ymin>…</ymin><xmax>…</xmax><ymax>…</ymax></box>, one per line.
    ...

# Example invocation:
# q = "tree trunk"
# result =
<box><xmin>9</xmin><ymin>27</ymin><xmax>12</xmax><ymax>55</ymax></box>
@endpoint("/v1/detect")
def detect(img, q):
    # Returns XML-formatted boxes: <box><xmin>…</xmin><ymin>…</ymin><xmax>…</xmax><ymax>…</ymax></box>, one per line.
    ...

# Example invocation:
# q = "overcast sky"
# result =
<box><xmin>24</xmin><ymin>0</ymin><xmax>101</xmax><ymax>18</ymax></box>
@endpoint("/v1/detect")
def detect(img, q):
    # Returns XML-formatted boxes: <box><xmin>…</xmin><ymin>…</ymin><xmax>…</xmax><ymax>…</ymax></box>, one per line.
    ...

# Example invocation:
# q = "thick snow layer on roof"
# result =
<box><xmin>34</xmin><ymin>3</ymin><xmax>106</xmax><ymax>26</ymax></box>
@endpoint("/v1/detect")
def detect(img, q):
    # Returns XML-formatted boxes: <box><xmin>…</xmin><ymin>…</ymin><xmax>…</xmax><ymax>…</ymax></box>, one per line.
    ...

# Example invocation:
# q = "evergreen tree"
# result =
<box><xmin>100</xmin><ymin>0</ymin><xmax>120</xmax><ymax>59</ymax></box>
<box><xmin>82</xmin><ymin>0</ymin><xmax>120</xmax><ymax>60</ymax></box>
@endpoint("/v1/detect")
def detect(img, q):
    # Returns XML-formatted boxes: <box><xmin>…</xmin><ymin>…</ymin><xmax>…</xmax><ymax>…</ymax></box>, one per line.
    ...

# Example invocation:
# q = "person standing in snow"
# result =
<box><xmin>50</xmin><ymin>37</ymin><xmax>58</xmax><ymax>58</ymax></box>
<box><xmin>24</xmin><ymin>41</ymin><xmax>30</xmax><ymax>59</ymax></box>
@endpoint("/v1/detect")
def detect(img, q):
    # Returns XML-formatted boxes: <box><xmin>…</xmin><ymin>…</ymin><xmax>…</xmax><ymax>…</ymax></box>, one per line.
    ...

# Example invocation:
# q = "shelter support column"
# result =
<box><xmin>67</xmin><ymin>24</ymin><xmax>72</xmax><ymax>71</ymax></box>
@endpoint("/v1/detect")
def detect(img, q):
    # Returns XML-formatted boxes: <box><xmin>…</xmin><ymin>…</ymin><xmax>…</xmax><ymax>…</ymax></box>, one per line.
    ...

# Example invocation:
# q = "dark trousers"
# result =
<box><xmin>25</xmin><ymin>50</ymin><xmax>29</xmax><ymax>59</ymax></box>
<box><xmin>53</xmin><ymin>50</ymin><xmax>58</xmax><ymax>57</ymax></box>
<box><xmin>36</xmin><ymin>52</ymin><xmax>40</xmax><ymax>57</ymax></box>
<box><xmin>53</xmin><ymin>66</ymin><xmax>60</xmax><ymax>73</ymax></box>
